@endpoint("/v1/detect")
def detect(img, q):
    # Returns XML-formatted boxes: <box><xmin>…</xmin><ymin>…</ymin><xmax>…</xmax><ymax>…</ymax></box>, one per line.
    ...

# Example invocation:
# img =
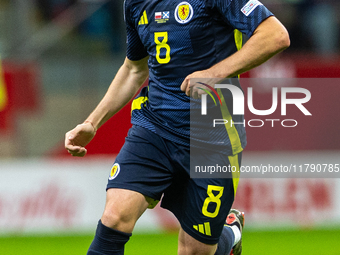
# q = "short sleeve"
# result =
<box><xmin>212</xmin><ymin>0</ymin><xmax>274</xmax><ymax>38</ymax></box>
<box><xmin>125</xmin><ymin>1</ymin><xmax>148</xmax><ymax>61</ymax></box>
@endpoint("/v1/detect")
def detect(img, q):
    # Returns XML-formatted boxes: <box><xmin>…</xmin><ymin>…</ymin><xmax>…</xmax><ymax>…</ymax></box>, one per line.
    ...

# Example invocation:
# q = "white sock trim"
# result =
<box><xmin>230</xmin><ymin>225</ymin><xmax>241</xmax><ymax>246</ymax></box>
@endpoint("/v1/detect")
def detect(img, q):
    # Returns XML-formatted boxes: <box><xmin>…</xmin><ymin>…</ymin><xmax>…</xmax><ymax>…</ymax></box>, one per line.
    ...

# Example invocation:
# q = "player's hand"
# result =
<box><xmin>180</xmin><ymin>70</ymin><xmax>222</xmax><ymax>99</ymax></box>
<box><xmin>65</xmin><ymin>122</ymin><xmax>96</xmax><ymax>157</ymax></box>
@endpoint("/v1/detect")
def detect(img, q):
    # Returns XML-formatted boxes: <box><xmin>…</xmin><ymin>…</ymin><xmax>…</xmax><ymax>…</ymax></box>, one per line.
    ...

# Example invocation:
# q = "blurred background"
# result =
<box><xmin>0</xmin><ymin>0</ymin><xmax>340</xmax><ymax>254</ymax></box>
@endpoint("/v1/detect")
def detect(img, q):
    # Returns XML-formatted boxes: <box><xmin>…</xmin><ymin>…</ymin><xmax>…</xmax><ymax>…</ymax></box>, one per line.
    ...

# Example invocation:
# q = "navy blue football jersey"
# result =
<box><xmin>126</xmin><ymin>0</ymin><xmax>273</xmax><ymax>155</ymax></box>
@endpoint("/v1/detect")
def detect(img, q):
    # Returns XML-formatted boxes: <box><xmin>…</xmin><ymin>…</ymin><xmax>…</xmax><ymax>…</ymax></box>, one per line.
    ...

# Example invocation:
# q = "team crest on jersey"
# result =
<box><xmin>109</xmin><ymin>163</ymin><xmax>120</xmax><ymax>180</ymax></box>
<box><xmin>175</xmin><ymin>2</ymin><xmax>193</xmax><ymax>24</ymax></box>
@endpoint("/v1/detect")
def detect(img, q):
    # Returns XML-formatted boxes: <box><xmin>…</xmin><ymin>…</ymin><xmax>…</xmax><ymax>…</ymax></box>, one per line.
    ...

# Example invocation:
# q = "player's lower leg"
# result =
<box><xmin>87</xmin><ymin>220</ymin><xmax>132</xmax><ymax>255</ymax></box>
<box><xmin>87</xmin><ymin>188</ymin><xmax>151</xmax><ymax>254</ymax></box>
<box><xmin>214</xmin><ymin>209</ymin><xmax>245</xmax><ymax>255</ymax></box>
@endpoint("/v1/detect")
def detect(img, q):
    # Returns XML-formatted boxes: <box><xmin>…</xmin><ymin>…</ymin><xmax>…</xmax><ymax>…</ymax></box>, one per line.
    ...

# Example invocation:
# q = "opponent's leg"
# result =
<box><xmin>87</xmin><ymin>188</ymin><xmax>153</xmax><ymax>255</ymax></box>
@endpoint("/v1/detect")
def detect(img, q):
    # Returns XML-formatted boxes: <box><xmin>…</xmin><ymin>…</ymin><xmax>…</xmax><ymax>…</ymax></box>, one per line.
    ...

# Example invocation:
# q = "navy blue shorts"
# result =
<box><xmin>107</xmin><ymin>125</ymin><xmax>242</xmax><ymax>244</ymax></box>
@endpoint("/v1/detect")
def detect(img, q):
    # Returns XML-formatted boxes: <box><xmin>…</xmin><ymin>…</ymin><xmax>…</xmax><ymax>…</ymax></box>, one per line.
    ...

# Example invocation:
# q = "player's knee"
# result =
<box><xmin>101</xmin><ymin>207</ymin><xmax>136</xmax><ymax>233</ymax></box>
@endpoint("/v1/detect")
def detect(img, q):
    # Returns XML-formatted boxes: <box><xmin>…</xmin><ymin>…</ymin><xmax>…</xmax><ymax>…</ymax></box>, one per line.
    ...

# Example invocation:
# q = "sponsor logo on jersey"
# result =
<box><xmin>109</xmin><ymin>163</ymin><xmax>120</xmax><ymax>180</ymax></box>
<box><xmin>241</xmin><ymin>0</ymin><xmax>262</xmax><ymax>17</ymax></box>
<box><xmin>155</xmin><ymin>11</ymin><xmax>170</xmax><ymax>23</ymax></box>
<box><xmin>175</xmin><ymin>2</ymin><xmax>193</xmax><ymax>24</ymax></box>
<box><xmin>138</xmin><ymin>10</ymin><xmax>148</xmax><ymax>25</ymax></box>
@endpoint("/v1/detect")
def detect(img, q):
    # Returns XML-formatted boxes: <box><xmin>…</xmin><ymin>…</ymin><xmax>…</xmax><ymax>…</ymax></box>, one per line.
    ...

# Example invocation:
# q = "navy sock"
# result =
<box><xmin>87</xmin><ymin>220</ymin><xmax>132</xmax><ymax>255</ymax></box>
<box><xmin>214</xmin><ymin>226</ymin><xmax>235</xmax><ymax>255</ymax></box>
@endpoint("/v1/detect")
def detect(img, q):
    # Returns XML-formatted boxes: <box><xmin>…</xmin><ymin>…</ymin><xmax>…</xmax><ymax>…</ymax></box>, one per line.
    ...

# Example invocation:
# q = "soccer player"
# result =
<box><xmin>65</xmin><ymin>0</ymin><xmax>289</xmax><ymax>254</ymax></box>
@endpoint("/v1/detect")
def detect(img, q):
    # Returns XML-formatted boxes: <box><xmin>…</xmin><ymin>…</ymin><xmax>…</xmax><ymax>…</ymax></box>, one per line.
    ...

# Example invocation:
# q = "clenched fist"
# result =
<box><xmin>65</xmin><ymin>122</ymin><xmax>96</xmax><ymax>157</ymax></box>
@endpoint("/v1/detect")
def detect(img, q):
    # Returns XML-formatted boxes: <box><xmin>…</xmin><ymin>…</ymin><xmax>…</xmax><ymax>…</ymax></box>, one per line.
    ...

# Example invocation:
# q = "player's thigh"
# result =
<box><xmin>101</xmin><ymin>188</ymin><xmax>153</xmax><ymax>233</ymax></box>
<box><xmin>102</xmin><ymin>126</ymin><xmax>174</xmax><ymax>232</ymax></box>
<box><xmin>178</xmin><ymin>227</ymin><xmax>217</xmax><ymax>255</ymax></box>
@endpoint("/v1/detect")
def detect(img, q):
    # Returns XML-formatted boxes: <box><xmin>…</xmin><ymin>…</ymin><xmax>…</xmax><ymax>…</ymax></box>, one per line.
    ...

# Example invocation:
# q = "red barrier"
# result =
<box><xmin>0</xmin><ymin>61</ymin><xmax>41</xmax><ymax>132</ymax></box>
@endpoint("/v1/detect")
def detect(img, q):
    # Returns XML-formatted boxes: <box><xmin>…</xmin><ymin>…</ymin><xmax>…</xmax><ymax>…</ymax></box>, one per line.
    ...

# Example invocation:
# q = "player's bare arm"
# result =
<box><xmin>65</xmin><ymin>56</ymin><xmax>149</xmax><ymax>157</ymax></box>
<box><xmin>181</xmin><ymin>16</ymin><xmax>290</xmax><ymax>96</ymax></box>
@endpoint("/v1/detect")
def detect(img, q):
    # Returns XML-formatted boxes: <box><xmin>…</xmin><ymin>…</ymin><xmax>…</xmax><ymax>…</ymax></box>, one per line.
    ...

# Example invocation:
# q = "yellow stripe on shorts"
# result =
<box><xmin>228</xmin><ymin>153</ymin><xmax>240</xmax><ymax>197</ymax></box>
